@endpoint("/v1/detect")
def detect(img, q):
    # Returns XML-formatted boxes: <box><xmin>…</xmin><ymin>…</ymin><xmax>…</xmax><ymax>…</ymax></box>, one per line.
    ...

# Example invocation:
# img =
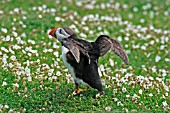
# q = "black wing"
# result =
<box><xmin>95</xmin><ymin>35</ymin><xmax>129</xmax><ymax>65</ymax></box>
<box><xmin>62</xmin><ymin>38</ymin><xmax>90</xmax><ymax>63</ymax></box>
<box><xmin>62</xmin><ymin>39</ymin><xmax>80</xmax><ymax>63</ymax></box>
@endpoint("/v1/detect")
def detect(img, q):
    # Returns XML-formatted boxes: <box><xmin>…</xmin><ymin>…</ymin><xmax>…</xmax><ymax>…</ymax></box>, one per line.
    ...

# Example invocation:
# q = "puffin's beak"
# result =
<box><xmin>49</xmin><ymin>28</ymin><xmax>58</xmax><ymax>36</ymax></box>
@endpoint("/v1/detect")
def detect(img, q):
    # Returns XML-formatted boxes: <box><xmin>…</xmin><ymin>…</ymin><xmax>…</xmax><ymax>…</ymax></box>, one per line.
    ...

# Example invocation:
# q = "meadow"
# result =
<box><xmin>0</xmin><ymin>0</ymin><xmax>169</xmax><ymax>112</ymax></box>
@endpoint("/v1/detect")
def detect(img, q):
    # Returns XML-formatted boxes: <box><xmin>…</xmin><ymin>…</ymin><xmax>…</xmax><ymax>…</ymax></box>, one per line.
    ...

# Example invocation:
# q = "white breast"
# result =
<box><xmin>62</xmin><ymin>46</ymin><xmax>88</xmax><ymax>85</ymax></box>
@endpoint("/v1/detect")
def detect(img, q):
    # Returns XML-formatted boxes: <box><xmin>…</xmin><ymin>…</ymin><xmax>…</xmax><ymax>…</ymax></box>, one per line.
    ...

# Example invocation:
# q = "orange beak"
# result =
<box><xmin>49</xmin><ymin>28</ymin><xmax>58</xmax><ymax>36</ymax></box>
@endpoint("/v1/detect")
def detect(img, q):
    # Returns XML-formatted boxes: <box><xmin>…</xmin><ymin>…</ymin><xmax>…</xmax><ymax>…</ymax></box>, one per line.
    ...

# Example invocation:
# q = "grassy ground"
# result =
<box><xmin>0</xmin><ymin>0</ymin><xmax>170</xmax><ymax>112</ymax></box>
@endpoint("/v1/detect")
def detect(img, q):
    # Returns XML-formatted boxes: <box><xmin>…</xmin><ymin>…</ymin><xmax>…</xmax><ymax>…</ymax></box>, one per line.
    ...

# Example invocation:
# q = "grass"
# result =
<box><xmin>0</xmin><ymin>0</ymin><xmax>170</xmax><ymax>112</ymax></box>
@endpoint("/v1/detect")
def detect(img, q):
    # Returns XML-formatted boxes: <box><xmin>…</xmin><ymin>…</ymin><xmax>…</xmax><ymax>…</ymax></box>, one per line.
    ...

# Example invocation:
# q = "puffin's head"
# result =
<box><xmin>49</xmin><ymin>27</ymin><xmax>74</xmax><ymax>42</ymax></box>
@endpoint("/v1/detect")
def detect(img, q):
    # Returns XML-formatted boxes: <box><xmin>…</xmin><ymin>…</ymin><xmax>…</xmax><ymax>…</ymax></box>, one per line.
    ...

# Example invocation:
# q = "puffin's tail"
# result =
<box><xmin>95</xmin><ymin>35</ymin><xmax>129</xmax><ymax>65</ymax></box>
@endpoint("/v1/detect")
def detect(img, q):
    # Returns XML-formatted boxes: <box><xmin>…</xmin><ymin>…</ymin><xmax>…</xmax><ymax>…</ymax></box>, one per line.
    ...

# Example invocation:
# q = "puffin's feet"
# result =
<box><xmin>100</xmin><ymin>91</ymin><xmax>105</xmax><ymax>95</ymax></box>
<box><xmin>72</xmin><ymin>89</ymin><xmax>83</xmax><ymax>95</ymax></box>
<box><xmin>95</xmin><ymin>91</ymin><xmax>105</xmax><ymax>98</ymax></box>
<box><xmin>86</xmin><ymin>86</ymin><xmax>90</xmax><ymax>91</ymax></box>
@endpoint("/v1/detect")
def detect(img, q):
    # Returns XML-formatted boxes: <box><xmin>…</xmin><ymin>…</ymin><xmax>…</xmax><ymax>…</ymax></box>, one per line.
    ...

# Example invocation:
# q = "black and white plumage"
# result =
<box><xmin>49</xmin><ymin>27</ymin><xmax>129</xmax><ymax>94</ymax></box>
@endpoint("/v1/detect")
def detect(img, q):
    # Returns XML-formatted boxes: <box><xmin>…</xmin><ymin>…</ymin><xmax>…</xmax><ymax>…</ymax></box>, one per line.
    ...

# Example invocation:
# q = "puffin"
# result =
<box><xmin>49</xmin><ymin>27</ymin><xmax>128</xmax><ymax>94</ymax></box>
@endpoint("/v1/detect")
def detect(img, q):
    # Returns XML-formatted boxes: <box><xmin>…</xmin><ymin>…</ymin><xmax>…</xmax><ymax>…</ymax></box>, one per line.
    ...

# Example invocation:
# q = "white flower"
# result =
<box><xmin>0</xmin><ymin>104</ymin><xmax>3</xmax><ymax>109</ymax></box>
<box><xmin>141</xmin><ymin>45</ymin><xmax>146</xmax><ymax>50</ymax></box>
<box><xmin>128</xmin><ymin>13</ymin><xmax>133</xmax><ymax>18</ymax></box>
<box><xmin>133</xmin><ymin>7</ymin><xmax>138</xmax><ymax>12</ymax></box>
<box><xmin>164</xmin><ymin>92</ymin><xmax>168</xmax><ymax>97</ymax></box>
<box><xmin>119</xmin><ymin>68</ymin><xmax>127</xmax><ymax>74</ymax></box>
<box><xmin>25</xmin><ymin>67</ymin><xmax>31</xmax><ymax>76</ymax></box>
<box><xmin>1</xmin><ymin>47</ymin><xmax>9</xmax><ymax>53</ymax></box>
<box><xmin>8</xmin><ymin>63</ymin><xmax>14</xmax><ymax>68</ymax></box>
<box><xmin>100</xmin><ymin>65</ymin><xmax>105</xmax><ymax>71</ymax></box>
<box><xmin>28</xmin><ymin>39</ymin><xmax>35</xmax><ymax>45</ymax></box>
<box><xmin>105</xmin><ymin>106</ymin><xmax>111</xmax><ymax>111</ymax></box>
<box><xmin>56</xmin><ymin>71</ymin><xmax>61</xmax><ymax>76</ymax></box>
<box><xmin>155</xmin><ymin>56</ymin><xmax>161</xmax><ymax>62</ymax></box>
<box><xmin>140</xmin><ymin>18</ymin><xmax>145</xmax><ymax>23</ymax></box>
<box><xmin>88</xmin><ymin>30</ymin><xmax>93</xmax><ymax>35</ymax></box>
<box><xmin>162</xmin><ymin>101</ymin><xmax>168</xmax><ymax>107</ymax></box>
<box><xmin>1</xmin><ymin>28</ymin><xmax>7</xmax><ymax>33</ymax></box>
<box><xmin>80</xmin><ymin>33</ymin><xmax>87</xmax><ymax>38</ymax></box>
<box><xmin>2</xmin><ymin>81</ymin><xmax>7</xmax><ymax>86</ymax></box>
<box><xmin>38</xmin><ymin>6</ymin><xmax>43</xmax><ymax>11</ymax></box>
<box><xmin>117</xmin><ymin>101</ymin><xmax>124</xmax><ymax>106</ymax></box>
<box><xmin>2</xmin><ymin>58</ymin><xmax>7</xmax><ymax>64</ymax></box>
<box><xmin>160</xmin><ymin>45</ymin><xmax>165</xmax><ymax>50</ymax></box>
<box><xmin>70</xmin><ymin>24</ymin><xmax>76</xmax><ymax>29</ymax></box>
<box><xmin>48</xmin><ymin>49</ymin><xmax>53</xmax><ymax>52</ymax></box>
<box><xmin>83</xmin><ymin>26</ymin><xmax>89</xmax><ymax>31</ymax></box>
<box><xmin>0</xmin><ymin>10</ymin><xmax>4</xmax><ymax>14</ymax></box>
<box><xmin>124</xmin><ymin>37</ymin><xmax>129</xmax><ymax>41</ymax></box>
<box><xmin>113</xmin><ymin>98</ymin><xmax>118</xmax><ymax>102</ymax></box>
<box><xmin>38</xmin><ymin>14</ymin><xmax>42</xmax><ymax>18</ymax></box>
<box><xmin>126</xmin><ymin>94</ymin><xmax>130</xmax><ymax>98</ymax></box>
<box><xmin>133</xmin><ymin>94</ymin><xmax>140</xmax><ymax>98</ymax></box>
<box><xmin>148</xmin><ymin>93</ymin><xmax>153</xmax><ymax>97</ymax></box>
<box><xmin>28</xmin><ymin>76</ymin><xmax>32</xmax><ymax>81</ymax></box>
<box><xmin>139</xmin><ymin>89</ymin><xmax>143</xmax><ymax>95</ymax></box>
<box><xmin>14</xmin><ymin>8</ymin><xmax>19</xmax><ymax>13</ymax></box>
<box><xmin>98</xmin><ymin>68</ymin><xmax>102</xmax><ymax>77</ymax></box>
<box><xmin>165</xmin><ymin>58</ymin><xmax>170</xmax><ymax>62</ymax></box>
<box><xmin>76</xmin><ymin>1</ymin><xmax>82</xmax><ymax>6</ymax></box>
<box><xmin>53</xmin><ymin>42</ymin><xmax>59</xmax><ymax>48</ymax></box>
<box><xmin>73</xmin><ymin>28</ymin><xmax>78</xmax><ymax>33</ymax></box>
<box><xmin>5</xmin><ymin>35</ymin><xmax>10</xmax><ymax>41</ymax></box>
<box><xmin>22</xmin><ymin>24</ymin><xmax>27</xmax><ymax>28</ymax></box>
<box><xmin>4</xmin><ymin>105</ymin><xmax>9</xmax><ymax>109</ymax></box>
<box><xmin>151</xmin><ymin>66</ymin><xmax>157</xmax><ymax>72</ymax></box>
<box><xmin>13</xmin><ymin>83</ymin><xmax>19</xmax><ymax>88</ymax></box>
<box><xmin>10</xmin><ymin>55</ymin><xmax>16</xmax><ymax>61</ymax></box>
<box><xmin>113</xmin><ymin>89</ymin><xmax>117</xmax><ymax>94</ymax></box>
<box><xmin>16</xmin><ymin>71</ymin><xmax>21</xmax><ymax>76</ymax></box>
<box><xmin>163</xmin><ymin>84</ymin><xmax>169</xmax><ymax>92</ymax></box>
<box><xmin>22</xmin><ymin>16</ymin><xmax>27</xmax><ymax>20</ymax></box>
<box><xmin>55</xmin><ymin>17</ymin><xmax>61</xmax><ymax>21</ymax></box>
<box><xmin>123</xmin><ymin>4</ymin><xmax>128</xmax><ymax>9</ymax></box>
<box><xmin>28</xmin><ymin>53</ymin><xmax>32</xmax><ymax>56</ymax></box>
<box><xmin>161</xmin><ymin>69</ymin><xmax>167</xmax><ymax>77</ymax></box>
<box><xmin>8</xmin><ymin>109</ymin><xmax>14</xmax><ymax>112</ymax></box>
<box><xmin>156</xmin><ymin>77</ymin><xmax>162</xmax><ymax>82</ymax></box>
<box><xmin>117</xmin><ymin>36</ymin><xmax>122</xmax><ymax>42</ymax></box>
<box><xmin>22</xmin><ymin>50</ymin><xmax>26</xmax><ymax>54</ymax></box>
<box><xmin>149</xmin><ymin>76</ymin><xmax>154</xmax><ymax>81</ymax></box>
<box><xmin>109</xmin><ymin>59</ymin><xmax>114</xmax><ymax>66</ymax></box>
<box><xmin>51</xmin><ymin>76</ymin><xmax>57</xmax><ymax>80</ymax></box>
<box><xmin>50</xmin><ymin>8</ymin><xmax>56</xmax><ymax>13</ymax></box>
<box><xmin>132</xmin><ymin>44</ymin><xmax>139</xmax><ymax>49</ymax></box>
<box><xmin>150</xmin><ymin>40</ymin><xmax>155</xmax><ymax>45</ymax></box>
<box><xmin>53</xmin><ymin>51</ymin><xmax>59</xmax><ymax>57</ymax></box>
<box><xmin>30</xmin><ymin>49</ymin><xmax>38</xmax><ymax>54</ymax></box>
<box><xmin>125</xmin><ymin>44</ymin><xmax>128</xmax><ymax>48</ymax></box>
<box><xmin>43</xmin><ymin>48</ymin><xmax>48</xmax><ymax>53</ymax></box>
<box><xmin>122</xmin><ymin>87</ymin><xmax>127</xmax><ymax>92</ymax></box>
<box><xmin>12</xmin><ymin>31</ymin><xmax>18</xmax><ymax>37</ymax></box>
<box><xmin>62</xmin><ymin>6</ymin><xmax>67</xmax><ymax>11</ymax></box>
<box><xmin>9</xmin><ymin>48</ymin><xmax>15</xmax><ymax>54</ymax></box>
<box><xmin>13</xmin><ymin>44</ymin><xmax>21</xmax><ymax>50</ymax></box>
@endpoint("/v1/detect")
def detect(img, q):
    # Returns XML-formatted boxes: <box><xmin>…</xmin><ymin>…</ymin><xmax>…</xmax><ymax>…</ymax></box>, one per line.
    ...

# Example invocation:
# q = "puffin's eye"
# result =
<box><xmin>59</xmin><ymin>29</ymin><xmax>62</xmax><ymax>34</ymax></box>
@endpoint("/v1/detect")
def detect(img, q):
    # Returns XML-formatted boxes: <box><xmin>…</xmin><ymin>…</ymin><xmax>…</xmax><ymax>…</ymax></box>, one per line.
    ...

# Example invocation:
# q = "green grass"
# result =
<box><xmin>0</xmin><ymin>0</ymin><xmax>170</xmax><ymax>112</ymax></box>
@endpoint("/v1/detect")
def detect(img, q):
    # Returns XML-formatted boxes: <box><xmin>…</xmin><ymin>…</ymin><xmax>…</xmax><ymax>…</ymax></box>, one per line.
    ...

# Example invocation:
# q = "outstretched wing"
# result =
<box><xmin>62</xmin><ymin>39</ymin><xmax>90</xmax><ymax>63</ymax></box>
<box><xmin>95</xmin><ymin>35</ymin><xmax>129</xmax><ymax>65</ymax></box>
<box><xmin>62</xmin><ymin>39</ymin><xmax>80</xmax><ymax>63</ymax></box>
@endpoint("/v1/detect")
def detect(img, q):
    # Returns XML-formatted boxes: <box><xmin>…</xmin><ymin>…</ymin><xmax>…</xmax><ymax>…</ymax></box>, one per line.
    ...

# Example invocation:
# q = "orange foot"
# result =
<box><xmin>86</xmin><ymin>86</ymin><xmax>90</xmax><ymax>91</ymax></box>
<box><xmin>73</xmin><ymin>89</ymin><xmax>83</xmax><ymax>95</ymax></box>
